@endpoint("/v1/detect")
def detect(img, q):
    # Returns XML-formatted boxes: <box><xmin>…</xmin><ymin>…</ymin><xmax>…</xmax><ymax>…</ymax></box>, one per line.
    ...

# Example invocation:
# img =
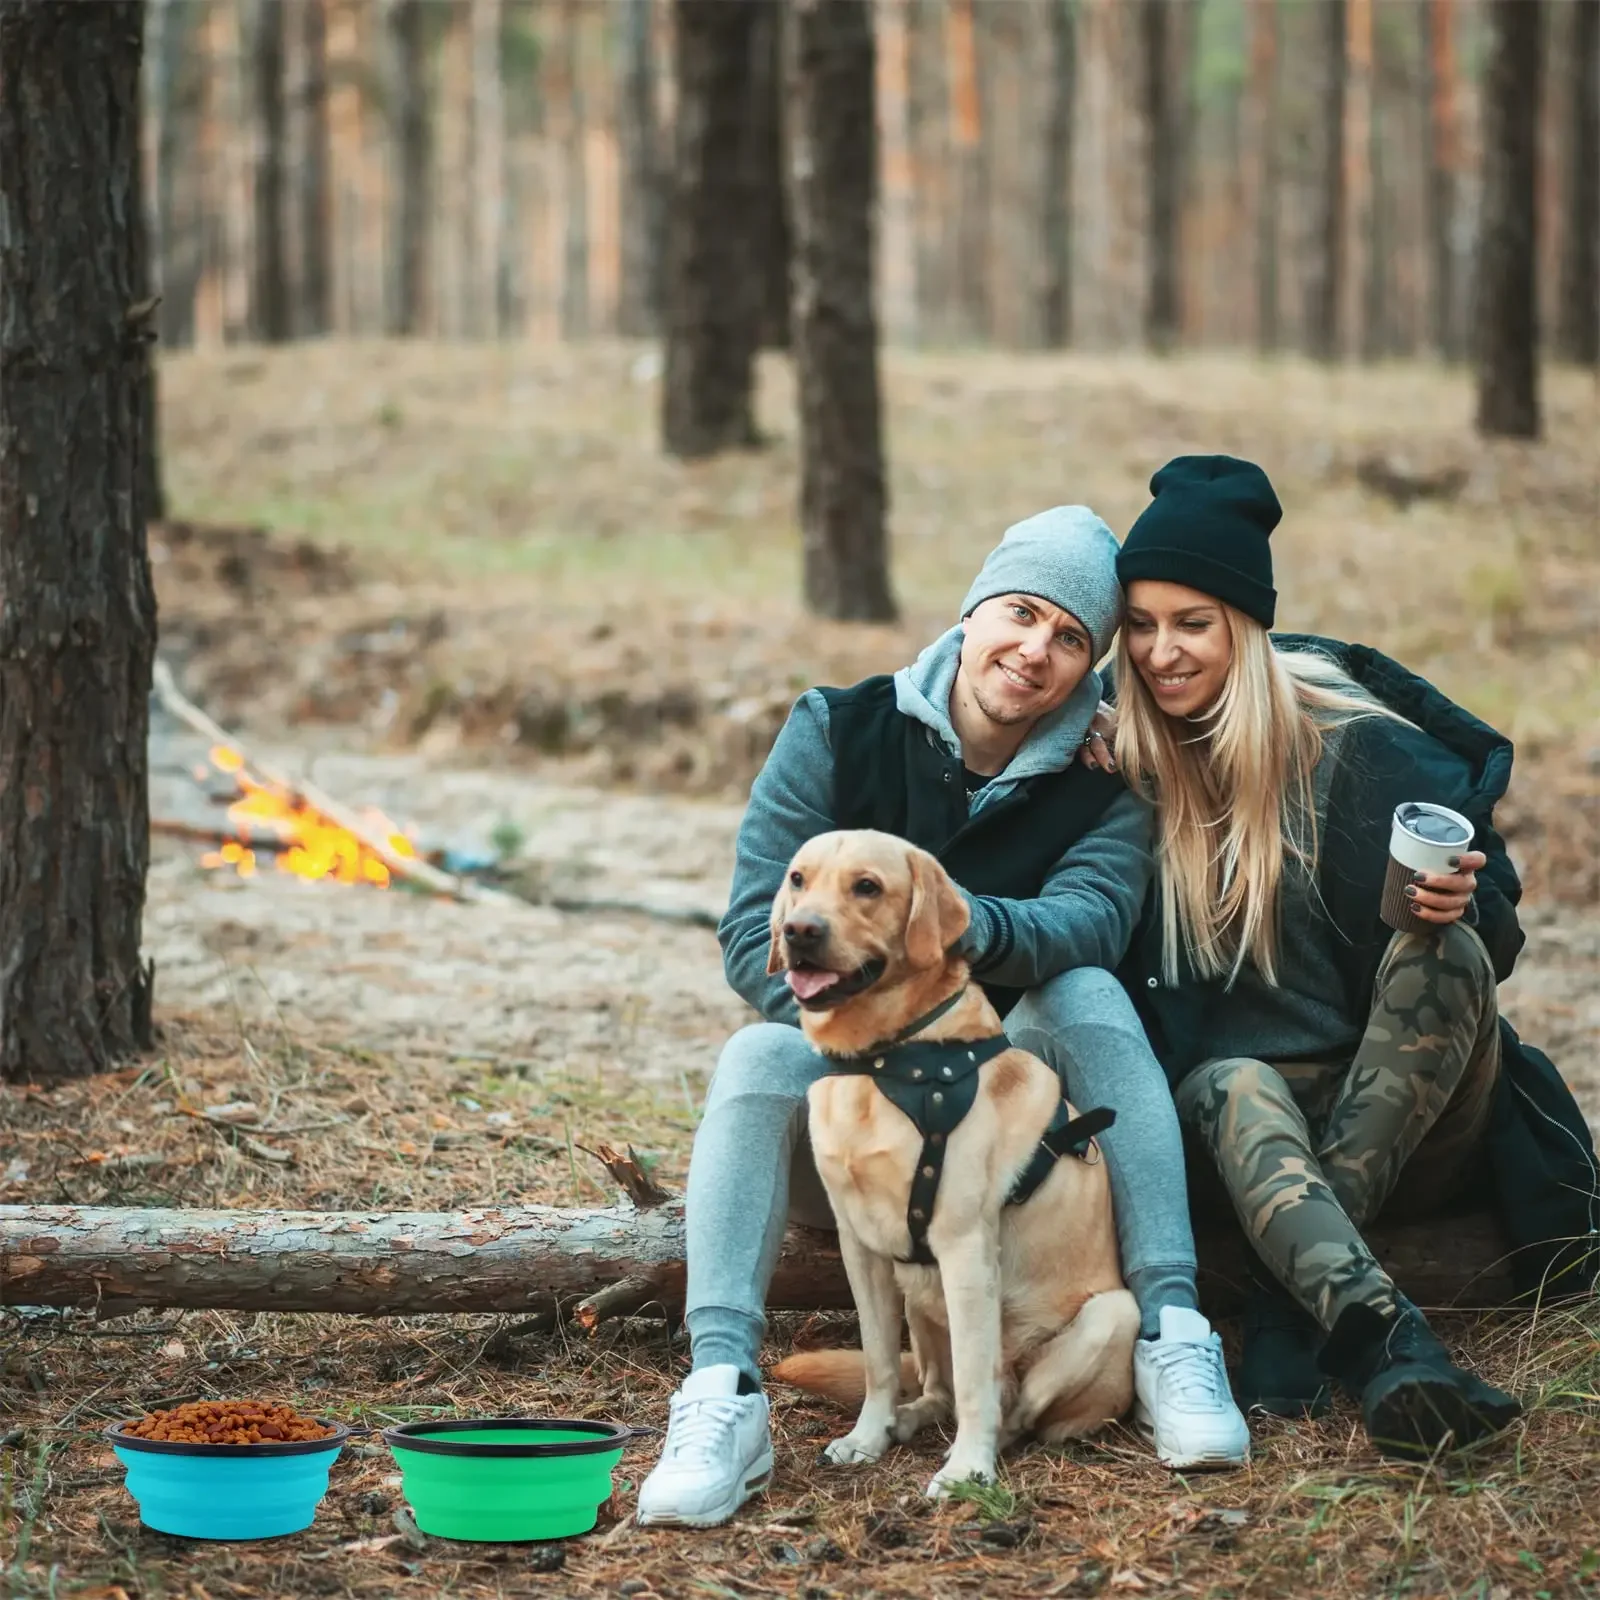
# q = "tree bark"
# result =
<box><xmin>295</xmin><ymin>0</ymin><xmax>331</xmax><ymax>337</ymax></box>
<box><xmin>748</xmin><ymin>0</ymin><xmax>792</xmax><ymax>351</ymax></box>
<box><xmin>248</xmin><ymin>0</ymin><xmax>290</xmax><ymax>342</ymax></box>
<box><xmin>616</xmin><ymin>0</ymin><xmax>663</xmax><ymax>337</ymax></box>
<box><xmin>661</xmin><ymin>0</ymin><xmax>762</xmax><ymax>458</ymax></box>
<box><xmin>1246</xmin><ymin>0</ymin><xmax>1279</xmax><ymax>352</ymax></box>
<box><xmin>1140</xmin><ymin>0</ymin><xmax>1180</xmax><ymax>352</ymax></box>
<box><xmin>0</xmin><ymin>1203</ymin><xmax>1527</xmax><ymax>1317</ymax></box>
<box><xmin>786</xmin><ymin>0</ymin><xmax>896</xmax><ymax>624</ymax></box>
<box><xmin>1476</xmin><ymin>0</ymin><xmax>1544</xmax><ymax>439</ymax></box>
<box><xmin>1039</xmin><ymin>0</ymin><xmax>1076</xmax><ymax>349</ymax></box>
<box><xmin>0</xmin><ymin>0</ymin><xmax>157</xmax><ymax>1084</ymax></box>
<box><xmin>387</xmin><ymin>0</ymin><xmax>432</xmax><ymax>336</ymax></box>
<box><xmin>1420</xmin><ymin>0</ymin><xmax>1462</xmax><ymax>360</ymax></box>
<box><xmin>130</xmin><ymin>8</ymin><xmax>165</xmax><ymax>524</ymax></box>
<box><xmin>1557</xmin><ymin>0</ymin><xmax>1599</xmax><ymax>365</ymax></box>
<box><xmin>1307</xmin><ymin>0</ymin><xmax>1346</xmax><ymax>361</ymax></box>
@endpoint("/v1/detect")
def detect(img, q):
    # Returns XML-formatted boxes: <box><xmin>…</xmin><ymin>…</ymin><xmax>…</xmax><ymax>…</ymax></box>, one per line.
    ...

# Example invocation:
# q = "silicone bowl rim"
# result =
<box><xmin>381</xmin><ymin>1417</ymin><xmax>638</xmax><ymax>1459</ymax></box>
<box><xmin>104</xmin><ymin>1418</ymin><xmax>351</xmax><ymax>1458</ymax></box>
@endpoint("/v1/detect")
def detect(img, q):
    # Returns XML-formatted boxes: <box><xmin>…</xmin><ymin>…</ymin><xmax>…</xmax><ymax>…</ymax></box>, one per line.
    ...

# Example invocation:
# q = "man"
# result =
<box><xmin>637</xmin><ymin>508</ymin><xmax>1249</xmax><ymax>1529</ymax></box>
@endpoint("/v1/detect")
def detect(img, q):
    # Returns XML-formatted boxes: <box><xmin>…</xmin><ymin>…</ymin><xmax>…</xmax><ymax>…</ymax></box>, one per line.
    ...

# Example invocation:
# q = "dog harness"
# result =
<box><xmin>819</xmin><ymin>988</ymin><xmax>1116</xmax><ymax>1267</ymax></box>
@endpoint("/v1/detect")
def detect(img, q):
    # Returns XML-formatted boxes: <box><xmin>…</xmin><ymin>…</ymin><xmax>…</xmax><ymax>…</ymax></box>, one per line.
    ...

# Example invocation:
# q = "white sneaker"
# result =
<box><xmin>635</xmin><ymin>1365</ymin><xmax>774</xmax><ymax>1527</ymax></box>
<box><xmin>1133</xmin><ymin>1306</ymin><xmax>1251</xmax><ymax>1469</ymax></box>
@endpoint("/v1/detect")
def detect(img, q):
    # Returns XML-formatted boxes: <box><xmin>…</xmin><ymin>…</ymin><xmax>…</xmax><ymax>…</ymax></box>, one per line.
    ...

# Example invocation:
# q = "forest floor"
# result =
<box><xmin>2</xmin><ymin>343</ymin><xmax>1597</xmax><ymax>1599</ymax></box>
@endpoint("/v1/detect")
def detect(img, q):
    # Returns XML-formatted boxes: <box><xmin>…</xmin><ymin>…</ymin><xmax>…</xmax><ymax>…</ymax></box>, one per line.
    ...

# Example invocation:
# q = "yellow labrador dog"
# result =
<box><xmin>768</xmin><ymin>829</ymin><xmax>1138</xmax><ymax>1496</ymax></box>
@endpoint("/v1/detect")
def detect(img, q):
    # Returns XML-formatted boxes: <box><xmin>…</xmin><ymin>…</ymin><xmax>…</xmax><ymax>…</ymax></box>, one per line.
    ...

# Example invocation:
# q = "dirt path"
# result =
<box><xmin>146</xmin><ymin>717</ymin><xmax>1599</xmax><ymax>1124</ymax></box>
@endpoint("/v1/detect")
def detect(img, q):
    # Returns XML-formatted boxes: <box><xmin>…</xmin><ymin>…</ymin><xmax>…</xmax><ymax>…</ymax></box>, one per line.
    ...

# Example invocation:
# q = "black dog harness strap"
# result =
<box><xmin>819</xmin><ymin>996</ymin><xmax>1116</xmax><ymax>1266</ymax></box>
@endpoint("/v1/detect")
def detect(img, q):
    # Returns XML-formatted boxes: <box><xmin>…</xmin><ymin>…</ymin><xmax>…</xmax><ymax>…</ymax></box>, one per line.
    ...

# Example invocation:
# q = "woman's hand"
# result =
<box><xmin>1078</xmin><ymin>701</ymin><xmax>1118</xmax><ymax>772</ymax></box>
<box><xmin>1406</xmin><ymin>850</ymin><xmax>1485</xmax><ymax>925</ymax></box>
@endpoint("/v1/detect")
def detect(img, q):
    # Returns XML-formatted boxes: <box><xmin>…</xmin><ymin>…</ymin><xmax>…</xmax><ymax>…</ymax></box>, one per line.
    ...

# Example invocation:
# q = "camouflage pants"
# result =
<box><xmin>1174</xmin><ymin>923</ymin><xmax>1501</xmax><ymax>1330</ymax></box>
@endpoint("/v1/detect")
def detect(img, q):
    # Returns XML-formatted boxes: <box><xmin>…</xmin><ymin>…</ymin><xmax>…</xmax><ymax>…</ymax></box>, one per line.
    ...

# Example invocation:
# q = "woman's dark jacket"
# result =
<box><xmin>1117</xmin><ymin>635</ymin><xmax>1598</xmax><ymax>1299</ymax></box>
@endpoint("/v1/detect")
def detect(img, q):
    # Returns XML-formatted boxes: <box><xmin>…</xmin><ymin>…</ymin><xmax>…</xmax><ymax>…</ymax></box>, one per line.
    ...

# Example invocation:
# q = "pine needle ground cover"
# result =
<box><xmin>3</xmin><ymin>1016</ymin><xmax>1597</xmax><ymax>1599</ymax></box>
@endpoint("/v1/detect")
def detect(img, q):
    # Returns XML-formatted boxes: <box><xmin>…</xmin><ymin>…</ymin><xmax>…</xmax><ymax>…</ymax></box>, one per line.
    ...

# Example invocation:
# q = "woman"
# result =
<box><xmin>1106</xmin><ymin>454</ymin><xmax>1597</xmax><ymax>1461</ymax></box>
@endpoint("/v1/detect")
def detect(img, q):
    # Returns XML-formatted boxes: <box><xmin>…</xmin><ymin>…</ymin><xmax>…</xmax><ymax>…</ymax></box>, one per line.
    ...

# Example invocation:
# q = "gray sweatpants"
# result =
<box><xmin>684</xmin><ymin>967</ymin><xmax>1199</xmax><ymax>1384</ymax></box>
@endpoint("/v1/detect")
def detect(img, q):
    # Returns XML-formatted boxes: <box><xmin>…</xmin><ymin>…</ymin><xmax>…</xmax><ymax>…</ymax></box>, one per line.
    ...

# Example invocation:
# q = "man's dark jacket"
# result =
<box><xmin>716</xmin><ymin>630</ymin><xmax>1155</xmax><ymax>1030</ymax></box>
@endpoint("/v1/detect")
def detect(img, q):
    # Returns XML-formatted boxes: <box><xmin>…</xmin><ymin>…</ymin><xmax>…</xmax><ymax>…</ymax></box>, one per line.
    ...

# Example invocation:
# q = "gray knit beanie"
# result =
<box><xmin>959</xmin><ymin>505</ymin><xmax>1123</xmax><ymax>660</ymax></box>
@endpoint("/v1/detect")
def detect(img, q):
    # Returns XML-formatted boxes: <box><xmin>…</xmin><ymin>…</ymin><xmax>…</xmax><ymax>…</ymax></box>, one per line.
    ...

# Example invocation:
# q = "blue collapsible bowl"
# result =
<box><xmin>105</xmin><ymin>1418</ymin><xmax>350</xmax><ymax>1540</ymax></box>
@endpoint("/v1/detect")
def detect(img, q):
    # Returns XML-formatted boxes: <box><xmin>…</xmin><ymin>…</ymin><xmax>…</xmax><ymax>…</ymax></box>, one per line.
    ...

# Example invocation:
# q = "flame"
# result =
<box><xmin>201</xmin><ymin>745</ymin><xmax>417</xmax><ymax>888</ymax></box>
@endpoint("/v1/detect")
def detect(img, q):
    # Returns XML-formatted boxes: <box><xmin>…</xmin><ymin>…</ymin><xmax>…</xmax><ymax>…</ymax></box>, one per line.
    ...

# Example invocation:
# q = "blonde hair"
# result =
<box><xmin>1114</xmin><ymin>609</ymin><xmax>1403</xmax><ymax>987</ymax></box>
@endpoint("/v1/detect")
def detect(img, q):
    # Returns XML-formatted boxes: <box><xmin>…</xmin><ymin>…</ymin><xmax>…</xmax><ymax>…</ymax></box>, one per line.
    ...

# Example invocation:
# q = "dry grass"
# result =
<box><xmin>154</xmin><ymin>341</ymin><xmax>1600</xmax><ymax>903</ymax></box>
<box><xmin>4</xmin><ymin>1014</ymin><xmax>1599</xmax><ymax>1599</ymax></box>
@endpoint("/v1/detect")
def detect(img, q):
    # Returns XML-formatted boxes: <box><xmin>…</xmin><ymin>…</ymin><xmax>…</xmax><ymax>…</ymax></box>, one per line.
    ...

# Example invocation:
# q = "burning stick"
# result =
<box><xmin>151</xmin><ymin>659</ymin><xmax>491</xmax><ymax>903</ymax></box>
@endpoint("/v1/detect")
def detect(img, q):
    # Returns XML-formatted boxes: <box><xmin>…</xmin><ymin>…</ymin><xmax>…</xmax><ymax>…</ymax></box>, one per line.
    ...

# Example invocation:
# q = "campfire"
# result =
<box><xmin>152</xmin><ymin>658</ymin><xmax>481</xmax><ymax>903</ymax></box>
<box><xmin>196</xmin><ymin>743</ymin><xmax>419</xmax><ymax>888</ymax></box>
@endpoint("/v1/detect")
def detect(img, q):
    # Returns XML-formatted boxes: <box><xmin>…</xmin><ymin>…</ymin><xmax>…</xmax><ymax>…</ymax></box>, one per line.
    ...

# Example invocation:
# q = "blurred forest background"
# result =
<box><xmin>145</xmin><ymin>0</ymin><xmax>1598</xmax><ymax>367</ymax></box>
<box><xmin>136</xmin><ymin>0</ymin><xmax>1597</xmax><ymax>903</ymax></box>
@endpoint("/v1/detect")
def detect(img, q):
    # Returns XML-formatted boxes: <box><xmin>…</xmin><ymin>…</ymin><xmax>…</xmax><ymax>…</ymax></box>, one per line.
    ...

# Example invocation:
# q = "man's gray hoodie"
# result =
<box><xmin>717</xmin><ymin>624</ymin><xmax>1155</xmax><ymax>1022</ymax></box>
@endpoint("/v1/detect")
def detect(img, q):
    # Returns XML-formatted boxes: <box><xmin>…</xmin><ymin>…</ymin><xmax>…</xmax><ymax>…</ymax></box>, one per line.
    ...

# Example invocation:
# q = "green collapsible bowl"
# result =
<box><xmin>381</xmin><ymin>1418</ymin><xmax>641</xmax><ymax>1541</ymax></box>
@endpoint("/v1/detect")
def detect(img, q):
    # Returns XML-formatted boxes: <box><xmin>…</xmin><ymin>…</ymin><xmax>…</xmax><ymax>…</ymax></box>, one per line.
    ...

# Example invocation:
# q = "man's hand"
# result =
<box><xmin>1077</xmin><ymin>701</ymin><xmax>1118</xmax><ymax>772</ymax></box>
<box><xmin>1406</xmin><ymin>849</ymin><xmax>1485</xmax><ymax>925</ymax></box>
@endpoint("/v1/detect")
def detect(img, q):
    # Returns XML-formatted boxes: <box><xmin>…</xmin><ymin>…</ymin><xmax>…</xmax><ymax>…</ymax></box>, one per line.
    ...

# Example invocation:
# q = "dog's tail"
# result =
<box><xmin>768</xmin><ymin>1349</ymin><xmax>920</xmax><ymax>1410</ymax></box>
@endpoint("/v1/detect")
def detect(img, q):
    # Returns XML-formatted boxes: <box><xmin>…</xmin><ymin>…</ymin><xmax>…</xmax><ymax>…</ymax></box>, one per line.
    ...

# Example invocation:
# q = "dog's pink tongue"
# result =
<box><xmin>786</xmin><ymin>967</ymin><xmax>842</xmax><ymax>1001</ymax></box>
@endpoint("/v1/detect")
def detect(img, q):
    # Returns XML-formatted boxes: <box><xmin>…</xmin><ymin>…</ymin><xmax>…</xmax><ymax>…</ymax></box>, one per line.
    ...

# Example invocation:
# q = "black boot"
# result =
<box><xmin>1237</xmin><ymin>1271</ymin><xmax>1332</xmax><ymax>1419</ymax></box>
<box><xmin>1317</xmin><ymin>1297</ymin><xmax>1522</xmax><ymax>1461</ymax></box>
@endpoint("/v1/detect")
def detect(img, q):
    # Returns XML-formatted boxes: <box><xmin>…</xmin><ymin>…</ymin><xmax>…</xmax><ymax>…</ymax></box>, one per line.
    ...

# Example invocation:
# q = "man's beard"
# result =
<box><xmin>968</xmin><ymin>670</ymin><xmax>1037</xmax><ymax>727</ymax></box>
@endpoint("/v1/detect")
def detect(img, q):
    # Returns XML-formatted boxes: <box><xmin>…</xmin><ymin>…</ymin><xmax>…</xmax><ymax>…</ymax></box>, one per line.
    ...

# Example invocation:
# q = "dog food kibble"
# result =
<box><xmin>122</xmin><ymin>1401</ymin><xmax>333</xmax><ymax>1445</ymax></box>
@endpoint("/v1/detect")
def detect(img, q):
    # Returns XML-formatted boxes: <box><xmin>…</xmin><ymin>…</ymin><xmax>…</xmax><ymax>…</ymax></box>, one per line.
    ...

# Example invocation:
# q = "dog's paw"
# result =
<box><xmin>892</xmin><ymin>1397</ymin><xmax>949</xmax><ymax>1444</ymax></box>
<box><xmin>925</xmin><ymin>1457</ymin><xmax>997</xmax><ymax>1499</ymax></box>
<box><xmin>822</xmin><ymin>1430</ymin><xmax>890</xmax><ymax>1466</ymax></box>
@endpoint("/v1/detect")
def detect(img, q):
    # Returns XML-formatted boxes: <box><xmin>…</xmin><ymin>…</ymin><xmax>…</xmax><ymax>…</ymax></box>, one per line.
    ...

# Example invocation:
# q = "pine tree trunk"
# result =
<box><xmin>1307</xmin><ymin>0</ymin><xmax>1346</xmax><ymax>360</ymax></box>
<box><xmin>145</xmin><ymin>0</ymin><xmax>196</xmax><ymax>352</ymax></box>
<box><xmin>1557</xmin><ymin>0</ymin><xmax>1599</xmax><ymax>365</ymax></box>
<box><xmin>906</xmin><ymin>0</ymin><xmax>952</xmax><ymax>341</ymax></box>
<box><xmin>249</xmin><ymin>0</ymin><xmax>289</xmax><ymax>341</ymax></box>
<box><xmin>0</xmin><ymin>0</ymin><xmax>157</xmax><ymax>1085</ymax></box>
<box><xmin>1247</xmin><ymin>0</ymin><xmax>1280</xmax><ymax>352</ymax></box>
<box><xmin>749</xmin><ymin>0</ymin><xmax>792</xmax><ymax>352</ymax></box>
<box><xmin>616</xmin><ymin>0</ymin><xmax>662</xmax><ymax>338</ymax></box>
<box><xmin>661</xmin><ymin>0</ymin><xmax>761</xmax><ymax>458</ymax></box>
<box><xmin>472</xmin><ymin>0</ymin><xmax>504</xmax><ymax>339</ymax></box>
<box><xmin>557</xmin><ymin>0</ymin><xmax>589</xmax><ymax>340</ymax></box>
<box><xmin>1039</xmin><ymin>0</ymin><xmax>1075</xmax><ymax>349</ymax></box>
<box><xmin>786</xmin><ymin>0</ymin><xmax>895</xmax><ymax>623</ymax></box>
<box><xmin>1476</xmin><ymin>0</ymin><xmax>1544</xmax><ymax>439</ymax></box>
<box><xmin>388</xmin><ymin>0</ymin><xmax>431</xmax><ymax>336</ymax></box>
<box><xmin>947</xmin><ymin>0</ymin><xmax>989</xmax><ymax>341</ymax></box>
<box><xmin>130</xmin><ymin>37</ymin><xmax>165</xmax><ymax>526</ymax></box>
<box><xmin>1346</xmin><ymin>0</ymin><xmax>1376</xmax><ymax>361</ymax></box>
<box><xmin>1140</xmin><ymin>0</ymin><xmax>1179</xmax><ymax>352</ymax></box>
<box><xmin>1420</xmin><ymin>0</ymin><xmax>1462</xmax><ymax>360</ymax></box>
<box><xmin>296</xmin><ymin>0</ymin><xmax>331</xmax><ymax>337</ymax></box>
<box><xmin>978</xmin><ymin>0</ymin><xmax>1031</xmax><ymax>347</ymax></box>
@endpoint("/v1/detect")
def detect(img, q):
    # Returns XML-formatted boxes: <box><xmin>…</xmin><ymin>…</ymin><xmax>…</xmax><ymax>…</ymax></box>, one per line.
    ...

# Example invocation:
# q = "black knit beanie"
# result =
<box><xmin>1116</xmin><ymin>455</ymin><xmax>1281</xmax><ymax>627</ymax></box>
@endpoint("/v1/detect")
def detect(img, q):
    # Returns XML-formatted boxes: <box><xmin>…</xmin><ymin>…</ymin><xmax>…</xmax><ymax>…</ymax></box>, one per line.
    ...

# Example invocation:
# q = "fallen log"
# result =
<box><xmin>0</xmin><ymin>1202</ymin><xmax>1526</xmax><ymax>1319</ymax></box>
